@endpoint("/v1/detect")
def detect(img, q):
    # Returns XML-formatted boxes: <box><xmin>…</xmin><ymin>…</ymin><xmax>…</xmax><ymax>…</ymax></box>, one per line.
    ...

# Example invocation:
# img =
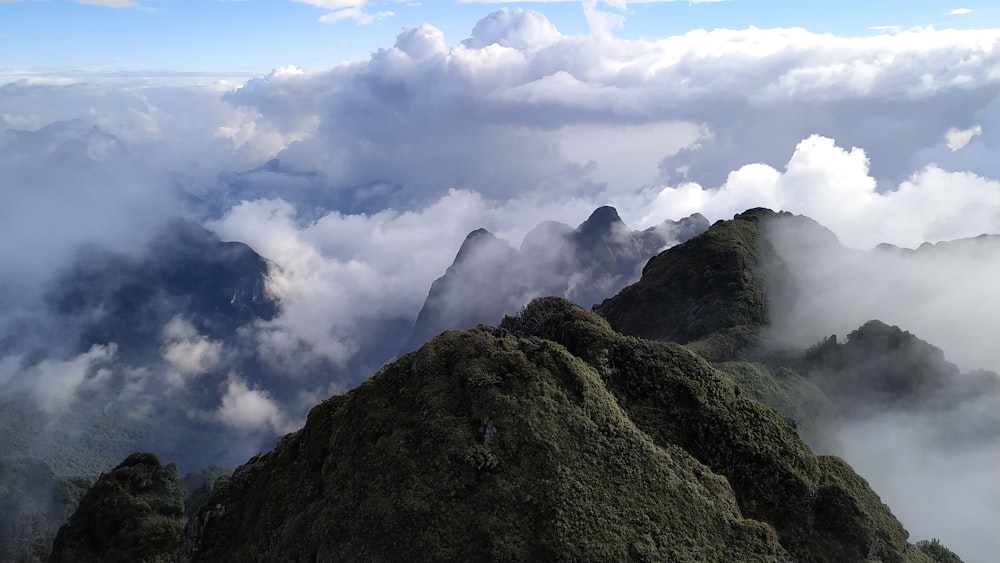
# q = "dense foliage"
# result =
<box><xmin>49</xmin><ymin>453</ymin><xmax>185</xmax><ymax>563</ymax></box>
<box><xmin>182</xmin><ymin>325</ymin><xmax>787</xmax><ymax>562</ymax></box>
<box><xmin>502</xmin><ymin>298</ymin><xmax>935</xmax><ymax>563</ymax></box>
<box><xmin>595</xmin><ymin>209</ymin><xmax>778</xmax><ymax>357</ymax></box>
<box><xmin>0</xmin><ymin>459</ymin><xmax>90</xmax><ymax>563</ymax></box>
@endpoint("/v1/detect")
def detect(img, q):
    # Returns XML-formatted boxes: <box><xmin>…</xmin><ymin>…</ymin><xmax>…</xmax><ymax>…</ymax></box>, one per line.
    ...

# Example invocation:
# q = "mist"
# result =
<box><xmin>3</xmin><ymin>7</ymin><xmax>1000</xmax><ymax>559</ymax></box>
<box><xmin>760</xmin><ymin>216</ymin><xmax>1000</xmax><ymax>562</ymax></box>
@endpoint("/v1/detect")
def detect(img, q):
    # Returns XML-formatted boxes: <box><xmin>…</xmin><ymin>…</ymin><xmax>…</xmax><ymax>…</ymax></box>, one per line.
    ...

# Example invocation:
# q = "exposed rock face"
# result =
<box><xmin>402</xmin><ymin>207</ymin><xmax>709</xmax><ymax>353</ymax></box>
<box><xmin>49</xmin><ymin>453</ymin><xmax>185</xmax><ymax>563</ymax></box>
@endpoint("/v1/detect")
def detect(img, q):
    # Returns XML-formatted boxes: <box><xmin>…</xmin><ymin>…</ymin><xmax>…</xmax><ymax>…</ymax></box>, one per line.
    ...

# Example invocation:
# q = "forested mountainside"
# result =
<box><xmin>5</xmin><ymin>207</ymin><xmax>991</xmax><ymax>561</ymax></box>
<box><xmin>180</xmin><ymin>297</ymin><xmax>956</xmax><ymax>562</ymax></box>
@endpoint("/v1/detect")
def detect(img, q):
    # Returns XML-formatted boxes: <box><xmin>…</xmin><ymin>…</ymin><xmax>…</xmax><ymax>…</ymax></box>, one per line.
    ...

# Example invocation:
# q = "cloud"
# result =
<box><xmin>292</xmin><ymin>0</ymin><xmax>394</xmax><ymax>24</ymax></box>
<box><xmin>161</xmin><ymin>316</ymin><xmax>223</xmax><ymax>384</ymax></box>
<box><xmin>640</xmin><ymin>135</ymin><xmax>1000</xmax><ymax>250</ymax></box>
<box><xmin>945</xmin><ymin>124</ymin><xmax>982</xmax><ymax>150</ymax></box>
<box><xmin>216</xmin><ymin>375</ymin><xmax>292</xmax><ymax>434</ymax></box>
<box><xmin>0</xmin><ymin>344</ymin><xmax>118</xmax><ymax>414</ymax></box>
<box><xmin>71</xmin><ymin>0</ymin><xmax>141</xmax><ymax>7</ymax></box>
<box><xmin>948</xmin><ymin>8</ymin><xmax>972</xmax><ymax>15</ymax></box>
<box><xmin>461</xmin><ymin>8</ymin><xmax>562</xmax><ymax>50</ymax></box>
<box><xmin>835</xmin><ymin>408</ymin><xmax>1000</xmax><ymax>562</ymax></box>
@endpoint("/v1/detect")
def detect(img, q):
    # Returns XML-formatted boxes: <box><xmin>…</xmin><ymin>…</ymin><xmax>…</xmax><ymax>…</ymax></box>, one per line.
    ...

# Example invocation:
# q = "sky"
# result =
<box><xmin>3</xmin><ymin>1</ymin><xmax>1000</xmax><ymax>561</ymax></box>
<box><xmin>1</xmin><ymin>1</ymin><xmax>998</xmax><ymax>75</ymax></box>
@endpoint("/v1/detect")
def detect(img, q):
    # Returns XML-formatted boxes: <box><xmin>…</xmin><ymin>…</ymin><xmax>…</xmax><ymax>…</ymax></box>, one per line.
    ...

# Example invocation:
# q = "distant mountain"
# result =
<box><xmin>45</xmin><ymin>219</ymin><xmax>276</xmax><ymax>361</ymax></box>
<box><xmin>402</xmin><ymin>206</ymin><xmax>708</xmax><ymax>353</ymax></box>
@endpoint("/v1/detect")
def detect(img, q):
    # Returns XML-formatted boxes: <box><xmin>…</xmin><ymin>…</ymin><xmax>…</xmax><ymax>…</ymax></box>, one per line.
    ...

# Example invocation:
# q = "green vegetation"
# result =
<box><xmin>184</xmin><ymin>325</ymin><xmax>788</xmax><ymax>562</ymax></box>
<box><xmin>715</xmin><ymin>362</ymin><xmax>836</xmax><ymax>447</ymax></box>
<box><xmin>801</xmin><ymin>320</ymin><xmax>959</xmax><ymax>412</ymax></box>
<box><xmin>595</xmin><ymin>209</ymin><xmax>783</xmax><ymax>361</ymax></box>
<box><xmin>502</xmin><ymin>298</ymin><xmax>933</xmax><ymax>563</ymax></box>
<box><xmin>915</xmin><ymin>539</ymin><xmax>963</xmax><ymax>563</ymax></box>
<box><xmin>0</xmin><ymin>458</ymin><xmax>91</xmax><ymax>563</ymax></box>
<box><xmin>49</xmin><ymin>452</ymin><xmax>185</xmax><ymax>563</ymax></box>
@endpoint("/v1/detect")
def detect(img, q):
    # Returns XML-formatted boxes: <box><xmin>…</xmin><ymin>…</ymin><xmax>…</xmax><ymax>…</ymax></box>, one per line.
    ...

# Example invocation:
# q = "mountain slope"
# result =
<box><xmin>183</xmin><ymin>325</ymin><xmax>790</xmax><ymax>562</ymax></box>
<box><xmin>49</xmin><ymin>453</ymin><xmax>185</xmax><ymax>563</ymax></box>
<box><xmin>177</xmin><ymin>298</ymin><xmax>944</xmax><ymax>563</ymax></box>
<box><xmin>595</xmin><ymin>208</ymin><xmax>779</xmax><ymax>358</ymax></box>
<box><xmin>500</xmin><ymin>298</ymin><xmax>932</xmax><ymax>563</ymax></box>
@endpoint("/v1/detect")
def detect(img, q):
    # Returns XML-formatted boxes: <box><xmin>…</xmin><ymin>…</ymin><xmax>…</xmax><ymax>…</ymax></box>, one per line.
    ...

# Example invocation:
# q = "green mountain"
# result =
<box><xmin>50</xmin><ymin>208</ymin><xmax>973</xmax><ymax>562</ymax></box>
<box><xmin>49</xmin><ymin>453</ymin><xmax>185</xmax><ymax>563</ymax></box>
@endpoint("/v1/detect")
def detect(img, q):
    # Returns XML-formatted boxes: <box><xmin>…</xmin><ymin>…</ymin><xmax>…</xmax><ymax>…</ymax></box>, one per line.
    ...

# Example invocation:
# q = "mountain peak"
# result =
<box><xmin>576</xmin><ymin>205</ymin><xmax>625</xmax><ymax>237</ymax></box>
<box><xmin>452</xmin><ymin>228</ymin><xmax>501</xmax><ymax>266</ymax></box>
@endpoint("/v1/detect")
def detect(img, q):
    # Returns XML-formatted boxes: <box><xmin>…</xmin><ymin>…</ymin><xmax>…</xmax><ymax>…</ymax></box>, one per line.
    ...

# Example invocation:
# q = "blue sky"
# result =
<box><xmin>1</xmin><ymin>0</ymin><xmax>996</xmax><ymax>75</ymax></box>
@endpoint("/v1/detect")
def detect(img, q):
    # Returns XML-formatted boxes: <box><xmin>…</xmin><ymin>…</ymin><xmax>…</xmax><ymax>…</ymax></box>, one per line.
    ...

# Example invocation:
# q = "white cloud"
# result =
<box><xmin>216</xmin><ymin>375</ymin><xmax>292</xmax><ymax>433</ymax></box>
<box><xmin>161</xmin><ymin>316</ymin><xmax>223</xmax><ymax>384</ymax></box>
<box><xmin>0</xmin><ymin>344</ymin><xmax>118</xmax><ymax>414</ymax></box>
<box><xmin>945</xmin><ymin>124</ymin><xmax>982</xmax><ymax>151</ymax></box>
<box><xmin>71</xmin><ymin>0</ymin><xmax>141</xmax><ymax>7</ymax></box>
<box><xmin>639</xmin><ymin>135</ymin><xmax>1000</xmax><ymax>250</ymax></box>
<box><xmin>292</xmin><ymin>0</ymin><xmax>393</xmax><ymax>24</ymax></box>
<box><xmin>948</xmin><ymin>8</ymin><xmax>972</xmax><ymax>15</ymax></box>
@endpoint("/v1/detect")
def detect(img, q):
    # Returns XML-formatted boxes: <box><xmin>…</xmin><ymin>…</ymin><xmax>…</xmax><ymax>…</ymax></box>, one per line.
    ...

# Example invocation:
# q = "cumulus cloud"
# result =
<box><xmin>161</xmin><ymin>316</ymin><xmax>223</xmax><ymax>384</ymax></box>
<box><xmin>216</xmin><ymin>375</ymin><xmax>292</xmax><ymax>434</ymax></box>
<box><xmin>640</xmin><ymin>135</ymin><xmax>1000</xmax><ymax>250</ymax></box>
<box><xmin>945</xmin><ymin>124</ymin><xmax>982</xmax><ymax>150</ymax></box>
